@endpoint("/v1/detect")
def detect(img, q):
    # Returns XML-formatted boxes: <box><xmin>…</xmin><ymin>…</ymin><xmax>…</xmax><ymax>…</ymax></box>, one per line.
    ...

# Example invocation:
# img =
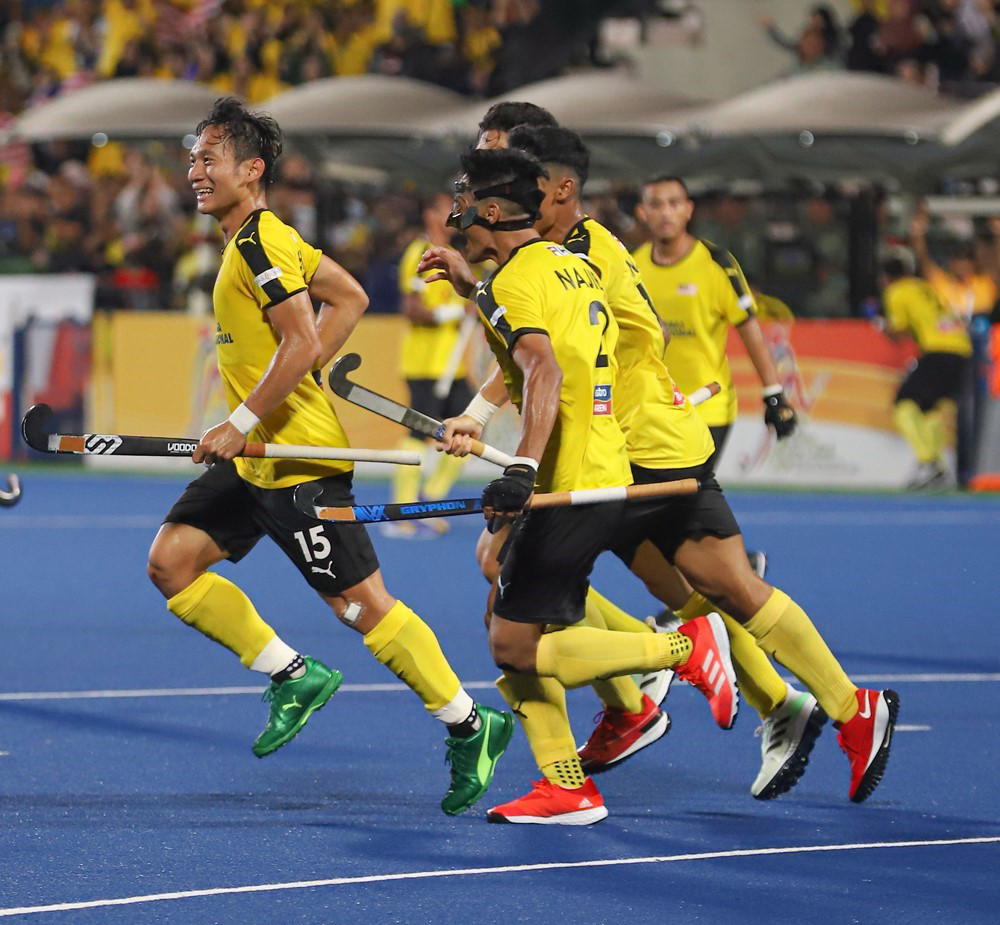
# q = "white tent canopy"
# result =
<box><xmin>264</xmin><ymin>75</ymin><xmax>466</xmax><ymax>135</ymax></box>
<box><xmin>7</xmin><ymin>79</ymin><xmax>221</xmax><ymax>141</ymax></box>
<box><xmin>423</xmin><ymin>72</ymin><xmax>702</xmax><ymax>139</ymax></box>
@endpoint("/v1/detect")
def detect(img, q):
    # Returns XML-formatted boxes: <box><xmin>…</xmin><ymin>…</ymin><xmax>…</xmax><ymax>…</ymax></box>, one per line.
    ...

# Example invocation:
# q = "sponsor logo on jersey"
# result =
<box><xmin>489</xmin><ymin>304</ymin><xmax>508</xmax><ymax>326</ymax></box>
<box><xmin>672</xmin><ymin>385</ymin><xmax>686</xmax><ymax>407</ymax></box>
<box><xmin>254</xmin><ymin>266</ymin><xmax>283</xmax><ymax>287</ymax></box>
<box><xmin>593</xmin><ymin>384</ymin><xmax>612</xmax><ymax>416</ymax></box>
<box><xmin>677</xmin><ymin>283</ymin><xmax>698</xmax><ymax>296</ymax></box>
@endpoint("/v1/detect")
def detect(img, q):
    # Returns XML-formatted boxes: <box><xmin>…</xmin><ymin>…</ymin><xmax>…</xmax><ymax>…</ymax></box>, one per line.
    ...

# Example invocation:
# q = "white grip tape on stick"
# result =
<box><xmin>567</xmin><ymin>486</ymin><xmax>628</xmax><ymax>505</ymax></box>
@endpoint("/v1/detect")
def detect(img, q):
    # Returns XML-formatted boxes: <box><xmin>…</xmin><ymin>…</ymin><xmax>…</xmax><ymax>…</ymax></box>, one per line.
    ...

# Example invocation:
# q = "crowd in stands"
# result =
<box><xmin>759</xmin><ymin>1</ymin><xmax>1000</xmax><ymax>94</ymax></box>
<box><xmin>8</xmin><ymin>129</ymin><xmax>991</xmax><ymax>320</ymax></box>
<box><xmin>1</xmin><ymin>0</ymin><xmax>559</xmax><ymax>111</ymax></box>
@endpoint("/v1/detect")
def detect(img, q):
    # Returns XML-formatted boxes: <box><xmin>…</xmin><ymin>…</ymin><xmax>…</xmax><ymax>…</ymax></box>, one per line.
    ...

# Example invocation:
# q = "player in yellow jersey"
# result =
<box><xmin>499</xmin><ymin>123</ymin><xmax>899</xmax><ymax>808</ymax></box>
<box><xmin>388</xmin><ymin>193</ymin><xmax>473</xmax><ymax>538</ymax></box>
<box><xmin>635</xmin><ymin>175</ymin><xmax>797</xmax><ymax>579</ymax></box>
<box><xmin>427</xmin><ymin>126</ymin><xmax>901</xmax><ymax>816</ymax></box>
<box><xmin>881</xmin><ymin>257</ymin><xmax>972</xmax><ymax>490</ymax></box>
<box><xmin>427</xmin><ymin>146</ymin><xmax>740</xmax><ymax>824</ymax></box>
<box><xmin>145</xmin><ymin>99</ymin><xmax>512</xmax><ymax>816</ymax></box>
<box><xmin>633</xmin><ymin>176</ymin><xmax>798</xmax><ymax>464</ymax></box>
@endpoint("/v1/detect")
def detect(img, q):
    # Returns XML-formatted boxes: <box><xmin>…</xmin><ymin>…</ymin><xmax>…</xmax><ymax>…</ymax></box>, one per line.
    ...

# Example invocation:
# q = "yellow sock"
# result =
<box><xmin>535</xmin><ymin>626</ymin><xmax>691</xmax><ymax>689</ymax></box>
<box><xmin>894</xmin><ymin>400</ymin><xmax>935</xmax><ymax>463</ymax></box>
<box><xmin>925</xmin><ymin>404</ymin><xmax>946</xmax><ymax>463</ymax></box>
<box><xmin>363</xmin><ymin>600</ymin><xmax>462</xmax><ymax>712</ymax></box>
<box><xmin>423</xmin><ymin>451</ymin><xmax>466</xmax><ymax>500</ymax></box>
<box><xmin>676</xmin><ymin>592</ymin><xmax>787</xmax><ymax>719</ymax></box>
<box><xmin>580</xmin><ymin>596</ymin><xmax>644</xmax><ymax>713</ymax></box>
<box><xmin>496</xmin><ymin>672</ymin><xmax>582</xmax><ymax>787</ymax></box>
<box><xmin>744</xmin><ymin>589</ymin><xmax>857</xmax><ymax>723</ymax></box>
<box><xmin>587</xmin><ymin>587</ymin><xmax>653</xmax><ymax>634</ymax></box>
<box><xmin>392</xmin><ymin>437</ymin><xmax>426</xmax><ymax>504</ymax></box>
<box><xmin>167</xmin><ymin>572</ymin><xmax>276</xmax><ymax>667</ymax></box>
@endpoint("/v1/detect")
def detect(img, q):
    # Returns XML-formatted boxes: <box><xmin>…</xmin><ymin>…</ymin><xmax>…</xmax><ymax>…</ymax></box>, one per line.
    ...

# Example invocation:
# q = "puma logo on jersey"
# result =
<box><xmin>310</xmin><ymin>562</ymin><xmax>336</xmax><ymax>579</ymax></box>
<box><xmin>237</xmin><ymin>232</ymin><xmax>257</xmax><ymax>246</ymax></box>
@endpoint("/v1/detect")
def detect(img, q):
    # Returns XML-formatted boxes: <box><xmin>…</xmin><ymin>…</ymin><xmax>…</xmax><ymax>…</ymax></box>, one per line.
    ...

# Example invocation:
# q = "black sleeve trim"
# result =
<box><xmin>507</xmin><ymin>327</ymin><xmax>549</xmax><ymax>351</ymax></box>
<box><xmin>703</xmin><ymin>238</ymin><xmax>754</xmax><ymax>304</ymax></box>
<box><xmin>234</xmin><ymin>212</ymin><xmax>293</xmax><ymax>306</ymax></box>
<box><xmin>263</xmin><ymin>286</ymin><xmax>307</xmax><ymax>310</ymax></box>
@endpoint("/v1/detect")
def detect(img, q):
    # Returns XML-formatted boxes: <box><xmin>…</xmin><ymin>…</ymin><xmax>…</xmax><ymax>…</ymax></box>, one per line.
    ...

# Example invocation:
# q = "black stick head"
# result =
<box><xmin>292</xmin><ymin>481</ymin><xmax>324</xmax><ymax>520</ymax></box>
<box><xmin>328</xmin><ymin>353</ymin><xmax>362</xmax><ymax>397</ymax></box>
<box><xmin>0</xmin><ymin>474</ymin><xmax>22</xmax><ymax>507</ymax></box>
<box><xmin>21</xmin><ymin>404</ymin><xmax>54</xmax><ymax>453</ymax></box>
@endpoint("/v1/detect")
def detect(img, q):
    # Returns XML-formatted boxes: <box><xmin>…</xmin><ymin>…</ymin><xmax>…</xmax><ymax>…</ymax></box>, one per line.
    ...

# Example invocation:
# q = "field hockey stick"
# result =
<box><xmin>293</xmin><ymin>476</ymin><xmax>700</xmax><ymax>524</ymax></box>
<box><xmin>0</xmin><ymin>473</ymin><xmax>22</xmax><ymax>507</ymax></box>
<box><xmin>432</xmin><ymin>313</ymin><xmax>477</xmax><ymax>400</ymax></box>
<box><xmin>329</xmin><ymin>353</ymin><xmax>514</xmax><ymax>467</ymax></box>
<box><xmin>20</xmin><ymin>404</ymin><xmax>422</xmax><ymax>465</ymax></box>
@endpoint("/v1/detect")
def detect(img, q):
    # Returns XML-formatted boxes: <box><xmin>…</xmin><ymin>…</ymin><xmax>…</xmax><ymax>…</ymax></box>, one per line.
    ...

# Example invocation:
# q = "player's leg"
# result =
<box><xmin>148</xmin><ymin>463</ymin><xmax>338</xmax><ymax>757</ymax></box>
<box><xmin>893</xmin><ymin>357</ymin><xmax>949</xmax><ymax>489</ymax></box>
<box><xmin>489</xmin><ymin>505</ymin><xmax>738</xmax><ymax>730</ymax></box>
<box><xmin>709</xmin><ymin>422</ymin><xmax>767</xmax><ymax>577</ymax></box>
<box><xmin>489</xmin><ymin>668</ymin><xmax>607</xmax><ymax>825</ymax></box>
<box><xmin>387</xmin><ymin>379</ymin><xmax>434</xmax><ymax>538</ymax></box>
<box><xmin>483</xmin><ymin>520</ymin><xmax>670</xmax><ymax>773</ymax></box>
<box><xmin>575</xmin><ymin>595</ymin><xmax>670</xmax><ymax>775</ymax></box>
<box><xmin>261</xmin><ymin>471</ymin><xmax>513</xmax><ymax>815</ymax></box>
<box><xmin>673</xmin><ymin>531</ymin><xmax>899</xmax><ymax>802</ymax></box>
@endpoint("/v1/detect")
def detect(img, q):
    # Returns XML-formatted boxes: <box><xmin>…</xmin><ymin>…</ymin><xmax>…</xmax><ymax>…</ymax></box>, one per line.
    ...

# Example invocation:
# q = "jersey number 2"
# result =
<box><xmin>589</xmin><ymin>301</ymin><xmax>610</xmax><ymax>368</ymax></box>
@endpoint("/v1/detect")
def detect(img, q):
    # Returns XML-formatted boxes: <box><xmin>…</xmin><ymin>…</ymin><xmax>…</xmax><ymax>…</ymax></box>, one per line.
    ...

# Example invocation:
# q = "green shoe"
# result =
<box><xmin>252</xmin><ymin>656</ymin><xmax>342</xmax><ymax>758</ymax></box>
<box><xmin>440</xmin><ymin>705</ymin><xmax>514</xmax><ymax>816</ymax></box>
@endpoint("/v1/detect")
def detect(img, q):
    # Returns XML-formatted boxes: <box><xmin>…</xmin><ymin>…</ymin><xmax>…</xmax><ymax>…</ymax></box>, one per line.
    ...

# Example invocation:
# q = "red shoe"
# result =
<box><xmin>675</xmin><ymin>613</ymin><xmax>739</xmax><ymax>729</ymax></box>
<box><xmin>577</xmin><ymin>694</ymin><xmax>670</xmax><ymax>774</ymax></box>
<box><xmin>836</xmin><ymin>688</ymin><xmax>900</xmax><ymax>803</ymax></box>
<box><xmin>487</xmin><ymin>778</ymin><xmax>608</xmax><ymax>825</ymax></box>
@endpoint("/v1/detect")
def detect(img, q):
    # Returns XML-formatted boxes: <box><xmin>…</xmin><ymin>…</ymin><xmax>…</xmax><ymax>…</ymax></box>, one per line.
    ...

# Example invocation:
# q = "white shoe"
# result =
<box><xmin>751</xmin><ymin>684</ymin><xmax>827</xmax><ymax>800</ymax></box>
<box><xmin>637</xmin><ymin>616</ymin><xmax>679</xmax><ymax>707</ymax></box>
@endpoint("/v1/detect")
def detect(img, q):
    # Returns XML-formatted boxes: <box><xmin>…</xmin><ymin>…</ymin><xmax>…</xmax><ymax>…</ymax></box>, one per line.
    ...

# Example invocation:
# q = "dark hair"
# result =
<box><xmin>881</xmin><ymin>257</ymin><xmax>908</xmax><ymax>280</ymax></box>
<box><xmin>477</xmin><ymin>101</ymin><xmax>558</xmax><ymax>135</ymax></box>
<box><xmin>195</xmin><ymin>97</ymin><xmax>283</xmax><ymax>186</ymax></box>
<box><xmin>642</xmin><ymin>174</ymin><xmax>689</xmax><ymax>197</ymax></box>
<box><xmin>458</xmin><ymin>147</ymin><xmax>546</xmax><ymax>218</ymax></box>
<box><xmin>507</xmin><ymin>125</ymin><xmax>589</xmax><ymax>187</ymax></box>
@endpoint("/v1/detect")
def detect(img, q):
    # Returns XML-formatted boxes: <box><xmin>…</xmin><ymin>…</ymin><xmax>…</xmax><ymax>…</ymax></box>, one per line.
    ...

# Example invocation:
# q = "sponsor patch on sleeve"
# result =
<box><xmin>254</xmin><ymin>266</ymin><xmax>283</xmax><ymax>287</ymax></box>
<box><xmin>593</xmin><ymin>384</ymin><xmax>612</xmax><ymax>416</ymax></box>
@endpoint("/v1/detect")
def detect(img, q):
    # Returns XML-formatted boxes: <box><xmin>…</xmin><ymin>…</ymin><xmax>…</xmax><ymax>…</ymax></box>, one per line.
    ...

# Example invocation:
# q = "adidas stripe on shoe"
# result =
<box><xmin>487</xmin><ymin>778</ymin><xmax>608</xmax><ymax>825</ymax></box>
<box><xmin>675</xmin><ymin>612</ymin><xmax>739</xmax><ymax>729</ymax></box>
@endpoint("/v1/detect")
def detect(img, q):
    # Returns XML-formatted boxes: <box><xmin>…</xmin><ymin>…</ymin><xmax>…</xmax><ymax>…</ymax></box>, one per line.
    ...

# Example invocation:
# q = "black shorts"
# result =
<box><xmin>611</xmin><ymin>462</ymin><xmax>741</xmax><ymax>566</ymax></box>
<box><xmin>406</xmin><ymin>378</ymin><xmax>474</xmax><ymax>439</ymax></box>
<box><xmin>706</xmin><ymin>424</ymin><xmax>732</xmax><ymax>471</ymax></box>
<box><xmin>895</xmin><ymin>352</ymin><xmax>969</xmax><ymax>412</ymax></box>
<box><xmin>494</xmin><ymin>501</ymin><xmax>628</xmax><ymax>626</ymax></box>
<box><xmin>163</xmin><ymin>461</ymin><xmax>380</xmax><ymax>596</ymax></box>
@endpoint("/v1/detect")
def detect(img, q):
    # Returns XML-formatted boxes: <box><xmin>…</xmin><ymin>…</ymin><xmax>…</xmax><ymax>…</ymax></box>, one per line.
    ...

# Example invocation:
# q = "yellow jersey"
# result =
<box><xmin>926</xmin><ymin>265</ymin><xmax>997</xmax><ymax>320</ymax></box>
<box><xmin>475</xmin><ymin>239</ymin><xmax>632</xmax><ymax>493</ymax></box>
<box><xmin>398</xmin><ymin>236</ymin><xmax>468</xmax><ymax>380</ymax></box>
<box><xmin>564</xmin><ymin>218</ymin><xmax>713</xmax><ymax>469</ymax></box>
<box><xmin>213</xmin><ymin>208</ymin><xmax>353</xmax><ymax>489</ymax></box>
<box><xmin>884</xmin><ymin>277</ymin><xmax>972</xmax><ymax>357</ymax></box>
<box><xmin>632</xmin><ymin>239</ymin><xmax>755</xmax><ymax>427</ymax></box>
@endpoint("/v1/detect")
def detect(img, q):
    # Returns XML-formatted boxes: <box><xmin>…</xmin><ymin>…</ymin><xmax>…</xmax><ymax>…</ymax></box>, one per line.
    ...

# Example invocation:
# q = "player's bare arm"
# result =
<box><xmin>309</xmin><ymin>253</ymin><xmax>369</xmax><ymax>367</ymax></box>
<box><xmin>195</xmin><ymin>290</ymin><xmax>321</xmax><ymax>464</ymax></box>
<box><xmin>737</xmin><ymin>315</ymin><xmax>798</xmax><ymax>438</ymax></box>
<box><xmin>418</xmin><ymin>245</ymin><xmax>478</xmax><ymax>299</ymax></box>
<box><xmin>438</xmin><ymin>364</ymin><xmax>509</xmax><ymax>457</ymax></box>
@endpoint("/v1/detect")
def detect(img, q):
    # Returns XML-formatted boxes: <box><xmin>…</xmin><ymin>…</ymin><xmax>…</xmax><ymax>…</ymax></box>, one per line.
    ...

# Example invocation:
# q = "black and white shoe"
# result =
<box><xmin>751</xmin><ymin>684</ymin><xmax>827</xmax><ymax>800</ymax></box>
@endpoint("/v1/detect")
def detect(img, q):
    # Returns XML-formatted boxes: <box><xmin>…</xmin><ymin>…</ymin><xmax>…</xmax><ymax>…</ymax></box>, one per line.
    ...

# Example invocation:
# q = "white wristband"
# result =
<box><xmin>464</xmin><ymin>392</ymin><xmax>500</xmax><ymax>427</ymax></box>
<box><xmin>509</xmin><ymin>456</ymin><xmax>539</xmax><ymax>471</ymax></box>
<box><xmin>434</xmin><ymin>304</ymin><xmax>466</xmax><ymax>324</ymax></box>
<box><xmin>228</xmin><ymin>402</ymin><xmax>260</xmax><ymax>435</ymax></box>
<box><xmin>762</xmin><ymin>385</ymin><xmax>784</xmax><ymax>399</ymax></box>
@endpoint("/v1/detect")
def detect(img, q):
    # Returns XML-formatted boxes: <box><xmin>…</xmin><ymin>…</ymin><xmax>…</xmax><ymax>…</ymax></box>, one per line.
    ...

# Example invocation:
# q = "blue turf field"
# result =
<box><xmin>0</xmin><ymin>472</ymin><xmax>998</xmax><ymax>923</ymax></box>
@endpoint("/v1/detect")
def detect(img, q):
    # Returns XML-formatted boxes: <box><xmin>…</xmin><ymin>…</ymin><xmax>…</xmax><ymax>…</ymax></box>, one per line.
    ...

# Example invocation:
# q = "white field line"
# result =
<box><xmin>1</xmin><ymin>837</ymin><xmax>997</xmax><ymax>918</ymax></box>
<box><xmin>0</xmin><ymin>674</ymin><xmax>995</xmax><ymax>703</ymax></box>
